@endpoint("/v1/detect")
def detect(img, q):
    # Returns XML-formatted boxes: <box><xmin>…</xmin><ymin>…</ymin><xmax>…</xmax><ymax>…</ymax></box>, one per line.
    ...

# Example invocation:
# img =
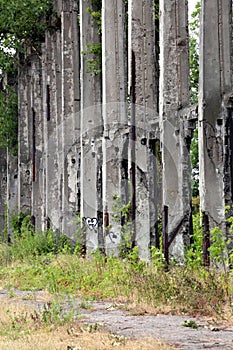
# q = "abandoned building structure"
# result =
<box><xmin>0</xmin><ymin>0</ymin><xmax>233</xmax><ymax>262</ymax></box>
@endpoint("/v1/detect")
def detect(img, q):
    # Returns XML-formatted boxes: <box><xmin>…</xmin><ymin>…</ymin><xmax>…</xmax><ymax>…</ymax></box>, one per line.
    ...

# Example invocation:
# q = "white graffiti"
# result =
<box><xmin>83</xmin><ymin>217</ymin><xmax>98</xmax><ymax>230</ymax></box>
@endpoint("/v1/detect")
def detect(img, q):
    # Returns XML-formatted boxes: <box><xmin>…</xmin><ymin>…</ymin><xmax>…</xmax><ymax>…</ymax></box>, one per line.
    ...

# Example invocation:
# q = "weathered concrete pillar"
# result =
<box><xmin>61</xmin><ymin>0</ymin><xmax>81</xmax><ymax>237</ymax></box>
<box><xmin>102</xmin><ymin>0</ymin><xmax>128</xmax><ymax>255</ymax></box>
<box><xmin>128</xmin><ymin>0</ymin><xmax>159</xmax><ymax>259</ymax></box>
<box><xmin>43</xmin><ymin>30</ymin><xmax>61</xmax><ymax>232</ymax></box>
<box><xmin>40</xmin><ymin>44</ymin><xmax>48</xmax><ymax>232</ymax></box>
<box><xmin>0</xmin><ymin>148</ymin><xmax>7</xmax><ymax>236</ymax></box>
<box><xmin>0</xmin><ymin>76</ymin><xmax>18</xmax><ymax>238</ymax></box>
<box><xmin>31</xmin><ymin>54</ymin><xmax>43</xmax><ymax>230</ymax></box>
<box><xmin>80</xmin><ymin>0</ymin><xmax>103</xmax><ymax>252</ymax></box>
<box><xmin>0</xmin><ymin>148</ymin><xmax>17</xmax><ymax>240</ymax></box>
<box><xmin>18</xmin><ymin>60</ymin><xmax>32</xmax><ymax>215</ymax></box>
<box><xmin>6</xmin><ymin>151</ymin><xmax>18</xmax><ymax>238</ymax></box>
<box><xmin>198</xmin><ymin>0</ymin><xmax>232</xmax><ymax>230</ymax></box>
<box><xmin>159</xmin><ymin>0</ymin><xmax>191</xmax><ymax>260</ymax></box>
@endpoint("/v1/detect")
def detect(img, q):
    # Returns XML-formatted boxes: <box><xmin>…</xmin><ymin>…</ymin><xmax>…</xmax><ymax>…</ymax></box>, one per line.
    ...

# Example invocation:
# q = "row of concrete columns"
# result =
<box><xmin>1</xmin><ymin>0</ymin><xmax>233</xmax><ymax>260</ymax></box>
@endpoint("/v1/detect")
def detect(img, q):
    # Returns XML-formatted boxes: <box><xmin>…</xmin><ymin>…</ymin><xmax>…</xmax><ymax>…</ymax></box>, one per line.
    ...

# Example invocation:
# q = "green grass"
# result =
<box><xmin>0</xmin><ymin>216</ymin><xmax>232</xmax><ymax>320</ymax></box>
<box><xmin>0</xmin><ymin>250</ymin><xmax>232</xmax><ymax>318</ymax></box>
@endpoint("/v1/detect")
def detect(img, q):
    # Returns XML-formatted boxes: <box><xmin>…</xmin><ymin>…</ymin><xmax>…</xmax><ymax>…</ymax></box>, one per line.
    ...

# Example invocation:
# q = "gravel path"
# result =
<box><xmin>1</xmin><ymin>289</ymin><xmax>233</xmax><ymax>349</ymax></box>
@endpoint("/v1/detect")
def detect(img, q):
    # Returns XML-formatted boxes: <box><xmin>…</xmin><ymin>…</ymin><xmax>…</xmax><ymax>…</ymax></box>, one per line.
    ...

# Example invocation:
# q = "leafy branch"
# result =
<box><xmin>82</xmin><ymin>0</ymin><xmax>102</xmax><ymax>75</ymax></box>
<box><xmin>0</xmin><ymin>0</ymin><xmax>53</xmax><ymax>153</ymax></box>
<box><xmin>0</xmin><ymin>85</ymin><xmax>18</xmax><ymax>154</ymax></box>
<box><xmin>189</xmin><ymin>1</ymin><xmax>200</xmax><ymax>197</ymax></box>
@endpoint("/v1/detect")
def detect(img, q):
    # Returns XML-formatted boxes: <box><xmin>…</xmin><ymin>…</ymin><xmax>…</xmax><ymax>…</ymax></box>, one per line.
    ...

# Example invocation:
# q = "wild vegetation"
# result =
<box><xmin>0</xmin><ymin>210</ymin><xmax>233</xmax><ymax>348</ymax></box>
<box><xmin>0</xmin><ymin>210</ymin><xmax>233</xmax><ymax>314</ymax></box>
<box><xmin>0</xmin><ymin>301</ymin><xmax>172</xmax><ymax>350</ymax></box>
<box><xmin>189</xmin><ymin>1</ymin><xmax>200</xmax><ymax>197</ymax></box>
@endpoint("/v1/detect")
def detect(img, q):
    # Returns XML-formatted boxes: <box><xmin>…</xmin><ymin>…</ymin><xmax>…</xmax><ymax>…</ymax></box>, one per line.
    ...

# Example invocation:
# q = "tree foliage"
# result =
<box><xmin>81</xmin><ymin>0</ymin><xmax>102</xmax><ymax>74</ymax></box>
<box><xmin>0</xmin><ymin>0</ymin><xmax>52</xmax><ymax>153</ymax></box>
<box><xmin>0</xmin><ymin>0</ymin><xmax>52</xmax><ymax>52</ymax></box>
<box><xmin>0</xmin><ymin>87</ymin><xmax>18</xmax><ymax>153</ymax></box>
<box><xmin>189</xmin><ymin>1</ymin><xmax>200</xmax><ymax>105</ymax></box>
<box><xmin>189</xmin><ymin>1</ymin><xmax>200</xmax><ymax>197</ymax></box>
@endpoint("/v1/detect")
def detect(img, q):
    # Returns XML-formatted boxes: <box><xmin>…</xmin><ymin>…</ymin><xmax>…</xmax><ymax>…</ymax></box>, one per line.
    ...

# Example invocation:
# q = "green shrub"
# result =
<box><xmin>185</xmin><ymin>212</ymin><xmax>202</xmax><ymax>268</ymax></box>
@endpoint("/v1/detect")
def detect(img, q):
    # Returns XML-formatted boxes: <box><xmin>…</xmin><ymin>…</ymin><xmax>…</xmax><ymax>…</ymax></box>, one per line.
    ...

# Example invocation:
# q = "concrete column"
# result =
<box><xmin>18</xmin><ymin>61</ymin><xmax>32</xmax><ymax>215</ymax></box>
<box><xmin>0</xmin><ymin>148</ymin><xmax>17</xmax><ymax>240</ymax></box>
<box><xmin>0</xmin><ymin>148</ymin><xmax>7</xmax><ymax>236</ymax></box>
<box><xmin>80</xmin><ymin>0</ymin><xmax>103</xmax><ymax>252</ymax></box>
<box><xmin>6</xmin><ymin>151</ymin><xmax>18</xmax><ymax>238</ymax></box>
<box><xmin>41</xmin><ymin>44</ymin><xmax>48</xmax><ymax>231</ymax></box>
<box><xmin>198</xmin><ymin>0</ymin><xmax>232</xmax><ymax>229</ymax></box>
<box><xmin>61</xmin><ymin>0</ymin><xmax>80</xmax><ymax>237</ymax></box>
<box><xmin>31</xmin><ymin>55</ymin><xmax>43</xmax><ymax>230</ymax></box>
<box><xmin>43</xmin><ymin>31</ymin><xmax>61</xmax><ymax>231</ymax></box>
<box><xmin>128</xmin><ymin>0</ymin><xmax>159</xmax><ymax>259</ymax></box>
<box><xmin>159</xmin><ymin>0</ymin><xmax>191</xmax><ymax>260</ymax></box>
<box><xmin>102</xmin><ymin>0</ymin><xmax>128</xmax><ymax>255</ymax></box>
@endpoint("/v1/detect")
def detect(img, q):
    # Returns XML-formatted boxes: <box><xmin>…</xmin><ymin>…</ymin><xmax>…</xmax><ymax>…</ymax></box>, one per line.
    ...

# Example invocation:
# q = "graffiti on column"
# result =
<box><xmin>83</xmin><ymin>217</ymin><xmax>98</xmax><ymax>230</ymax></box>
<box><xmin>107</xmin><ymin>231</ymin><xmax>120</xmax><ymax>245</ymax></box>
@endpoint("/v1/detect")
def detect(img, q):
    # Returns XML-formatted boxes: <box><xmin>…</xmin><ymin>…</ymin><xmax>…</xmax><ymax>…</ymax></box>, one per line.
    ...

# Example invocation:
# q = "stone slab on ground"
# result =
<box><xmin>0</xmin><ymin>289</ymin><xmax>233</xmax><ymax>350</ymax></box>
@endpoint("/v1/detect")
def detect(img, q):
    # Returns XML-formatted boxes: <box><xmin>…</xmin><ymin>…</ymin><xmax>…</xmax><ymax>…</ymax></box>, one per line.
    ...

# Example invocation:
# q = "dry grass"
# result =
<box><xmin>0</xmin><ymin>330</ymin><xmax>176</xmax><ymax>350</ymax></box>
<box><xmin>124</xmin><ymin>300</ymin><xmax>184</xmax><ymax>316</ymax></box>
<box><xmin>0</xmin><ymin>301</ymin><xmax>176</xmax><ymax>350</ymax></box>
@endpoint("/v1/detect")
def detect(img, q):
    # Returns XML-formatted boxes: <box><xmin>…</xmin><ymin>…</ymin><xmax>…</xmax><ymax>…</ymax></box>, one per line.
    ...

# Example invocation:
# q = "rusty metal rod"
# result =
<box><xmin>32</xmin><ymin>108</ymin><xmax>36</xmax><ymax>182</ymax></box>
<box><xmin>162</xmin><ymin>205</ymin><xmax>169</xmax><ymax>266</ymax></box>
<box><xmin>46</xmin><ymin>85</ymin><xmax>51</xmax><ymax>121</ymax></box>
<box><xmin>202</xmin><ymin>211</ymin><xmax>210</xmax><ymax>267</ymax></box>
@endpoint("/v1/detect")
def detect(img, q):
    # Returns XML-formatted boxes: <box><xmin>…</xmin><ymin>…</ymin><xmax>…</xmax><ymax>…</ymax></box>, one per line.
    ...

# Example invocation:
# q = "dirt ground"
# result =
<box><xmin>1</xmin><ymin>289</ymin><xmax>233</xmax><ymax>350</ymax></box>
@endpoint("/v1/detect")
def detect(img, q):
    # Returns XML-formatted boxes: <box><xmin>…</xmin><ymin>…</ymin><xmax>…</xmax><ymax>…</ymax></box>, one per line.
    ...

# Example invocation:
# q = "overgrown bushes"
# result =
<box><xmin>0</xmin><ymin>210</ymin><xmax>232</xmax><ymax>319</ymax></box>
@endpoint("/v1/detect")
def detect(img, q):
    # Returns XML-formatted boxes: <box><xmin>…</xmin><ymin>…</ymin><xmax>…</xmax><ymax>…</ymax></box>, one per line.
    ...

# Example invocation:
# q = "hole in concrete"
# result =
<box><xmin>26</xmin><ymin>170</ymin><xmax>30</xmax><ymax>175</ymax></box>
<box><xmin>141</xmin><ymin>138</ymin><xmax>147</xmax><ymax>145</ymax></box>
<box><xmin>71</xmin><ymin>159</ymin><xmax>76</xmax><ymax>164</ymax></box>
<box><xmin>14</xmin><ymin>174</ymin><xmax>18</xmax><ymax>179</ymax></box>
<box><xmin>217</xmin><ymin>119</ymin><xmax>223</xmax><ymax>126</ymax></box>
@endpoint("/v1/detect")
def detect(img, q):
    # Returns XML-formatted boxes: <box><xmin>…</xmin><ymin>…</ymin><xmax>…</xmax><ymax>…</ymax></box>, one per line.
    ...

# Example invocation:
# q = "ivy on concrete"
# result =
<box><xmin>82</xmin><ymin>0</ymin><xmax>159</xmax><ymax>75</ymax></box>
<box><xmin>81</xmin><ymin>0</ymin><xmax>102</xmax><ymax>74</ymax></box>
